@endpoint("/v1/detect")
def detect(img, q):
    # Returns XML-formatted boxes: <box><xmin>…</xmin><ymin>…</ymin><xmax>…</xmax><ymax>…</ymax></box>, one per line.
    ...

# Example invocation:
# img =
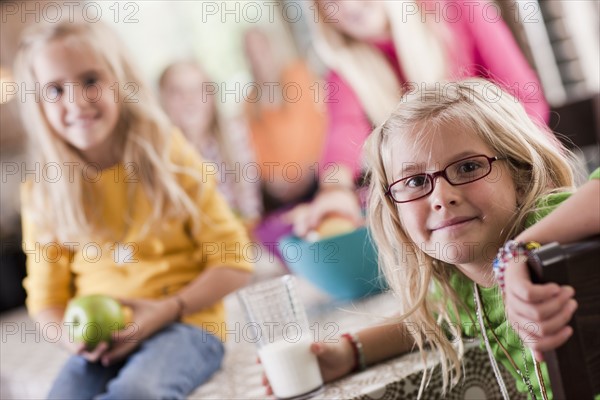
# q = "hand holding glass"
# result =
<box><xmin>237</xmin><ymin>275</ymin><xmax>323</xmax><ymax>399</ymax></box>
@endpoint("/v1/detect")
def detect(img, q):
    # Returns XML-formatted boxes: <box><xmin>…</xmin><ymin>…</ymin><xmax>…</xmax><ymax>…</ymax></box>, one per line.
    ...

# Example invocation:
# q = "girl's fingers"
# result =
<box><xmin>292</xmin><ymin>207</ymin><xmax>311</xmax><ymax>237</ymax></box>
<box><xmin>509</xmin><ymin>286</ymin><xmax>575</xmax><ymax>322</ymax></box>
<box><xmin>527</xmin><ymin>325</ymin><xmax>573</xmax><ymax>353</ymax></box>
<box><xmin>307</xmin><ymin>205</ymin><xmax>326</xmax><ymax>235</ymax></box>
<box><xmin>310</xmin><ymin>342</ymin><xmax>323</xmax><ymax>355</ymax></box>
<box><xmin>514</xmin><ymin>299</ymin><xmax>577</xmax><ymax>342</ymax></box>
<box><xmin>81</xmin><ymin>341</ymin><xmax>109</xmax><ymax>362</ymax></box>
<box><xmin>101</xmin><ymin>340</ymin><xmax>137</xmax><ymax>366</ymax></box>
<box><xmin>507</xmin><ymin>281</ymin><xmax>561</xmax><ymax>304</ymax></box>
<box><xmin>116</xmin><ymin>298</ymin><xmax>137</xmax><ymax>308</ymax></box>
<box><xmin>259</xmin><ymin>371</ymin><xmax>272</xmax><ymax>395</ymax></box>
<box><xmin>534</xmin><ymin>299</ymin><xmax>578</xmax><ymax>337</ymax></box>
<box><xmin>284</xmin><ymin>204</ymin><xmax>306</xmax><ymax>226</ymax></box>
<box><xmin>112</xmin><ymin>322</ymin><xmax>138</xmax><ymax>344</ymax></box>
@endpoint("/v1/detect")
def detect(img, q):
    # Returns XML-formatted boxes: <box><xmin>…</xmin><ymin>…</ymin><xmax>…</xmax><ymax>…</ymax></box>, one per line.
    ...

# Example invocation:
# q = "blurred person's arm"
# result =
<box><xmin>319</xmin><ymin>71</ymin><xmax>373</xmax><ymax>182</ymax></box>
<box><xmin>354</xmin><ymin>322</ymin><xmax>415</xmax><ymax>368</ymax></box>
<box><xmin>516</xmin><ymin>171</ymin><xmax>600</xmax><ymax>244</ymax></box>
<box><xmin>290</xmin><ymin>72</ymin><xmax>367</xmax><ymax>237</ymax></box>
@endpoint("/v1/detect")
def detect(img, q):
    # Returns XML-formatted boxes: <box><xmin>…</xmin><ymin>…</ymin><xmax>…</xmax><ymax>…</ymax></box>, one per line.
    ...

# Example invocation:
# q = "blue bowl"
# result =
<box><xmin>278</xmin><ymin>227</ymin><xmax>386</xmax><ymax>300</ymax></box>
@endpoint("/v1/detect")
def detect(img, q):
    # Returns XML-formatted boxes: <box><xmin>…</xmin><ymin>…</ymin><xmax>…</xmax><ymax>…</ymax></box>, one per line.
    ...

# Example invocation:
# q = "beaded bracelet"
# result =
<box><xmin>493</xmin><ymin>240</ymin><xmax>541</xmax><ymax>293</ymax></box>
<box><xmin>341</xmin><ymin>332</ymin><xmax>367</xmax><ymax>372</ymax></box>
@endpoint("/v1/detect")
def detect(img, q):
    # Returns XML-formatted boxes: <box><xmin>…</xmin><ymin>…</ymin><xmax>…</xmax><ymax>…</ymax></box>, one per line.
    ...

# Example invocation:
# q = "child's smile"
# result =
<box><xmin>429</xmin><ymin>216</ymin><xmax>478</xmax><ymax>234</ymax></box>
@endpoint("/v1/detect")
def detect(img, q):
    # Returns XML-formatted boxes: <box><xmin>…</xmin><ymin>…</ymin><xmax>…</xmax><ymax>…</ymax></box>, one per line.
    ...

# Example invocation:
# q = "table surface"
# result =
<box><xmin>189</xmin><ymin>275</ymin><xmax>401</xmax><ymax>399</ymax></box>
<box><xmin>0</xmin><ymin>272</ymin><xmax>525</xmax><ymax>399</ymax></box>
<box><xmin>191</xmin><ymin>275</ymin><xmax>525</xmax><ymax>399</ymax></box>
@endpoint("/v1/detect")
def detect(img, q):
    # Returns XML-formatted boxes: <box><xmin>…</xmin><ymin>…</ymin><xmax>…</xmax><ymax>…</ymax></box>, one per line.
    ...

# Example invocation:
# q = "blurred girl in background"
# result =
<box><xmin>160</xmin><ymin>61</ymin><xmax>263</xmax><ymax>223</ymax></box>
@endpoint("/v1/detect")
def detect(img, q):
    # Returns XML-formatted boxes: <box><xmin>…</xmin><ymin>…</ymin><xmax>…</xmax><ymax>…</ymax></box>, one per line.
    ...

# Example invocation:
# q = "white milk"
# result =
<box><xmin>258</xmin><ymin>339</ymin><xmax>323</xmax><ymax>398</ymax></box>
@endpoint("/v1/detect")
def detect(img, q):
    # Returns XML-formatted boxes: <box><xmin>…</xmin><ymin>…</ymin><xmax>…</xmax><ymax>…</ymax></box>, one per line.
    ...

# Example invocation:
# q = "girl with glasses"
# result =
<box><xmin>265</xmin><ymin>78</ymin><xmax>598</xmax><ymax>399</ymax></box>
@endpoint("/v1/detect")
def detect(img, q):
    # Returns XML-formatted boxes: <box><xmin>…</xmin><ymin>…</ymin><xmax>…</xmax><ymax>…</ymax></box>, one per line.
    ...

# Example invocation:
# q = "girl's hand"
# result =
<box><xmin>59</xmin><ymin>333</ymin><xmax>110</xmax><ymax>363</ymax></box>
<box><xmin>99</xmin><ymin>297</ymin><xmax>178</xmax><ymax>366</ymax></box>
<box><xmin>503</xmin><ymin>259</ymin><xmax>577</xmax><ymax>361</ymax></box>
<box><xmin>261</xmin><ymin>340</ymin><xmax>356</xmax><ymax>395</ymax></box>
<box><xmin>288</xmin><ymin>188</ymin><xmax>362</xmax><ymax>238</ymax></box>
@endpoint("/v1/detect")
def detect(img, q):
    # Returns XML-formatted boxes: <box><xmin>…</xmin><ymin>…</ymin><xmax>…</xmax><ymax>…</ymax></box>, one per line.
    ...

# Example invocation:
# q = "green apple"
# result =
<box><xmin>64</xmin><ymin>294</ymin><xmax>125</xmax><ymax>350</ymax></box>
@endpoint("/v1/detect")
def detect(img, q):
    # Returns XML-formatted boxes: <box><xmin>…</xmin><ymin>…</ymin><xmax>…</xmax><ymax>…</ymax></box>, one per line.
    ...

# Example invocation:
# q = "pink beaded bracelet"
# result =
<box><xmin>493</xmin><ymin>240</ymin><xmax>541</xmax><ymax>293</ymax></box>
<box><xmin>341</xmin><ymin>332</ymin><xmax>366</xmax><ymax>372</ymax></box>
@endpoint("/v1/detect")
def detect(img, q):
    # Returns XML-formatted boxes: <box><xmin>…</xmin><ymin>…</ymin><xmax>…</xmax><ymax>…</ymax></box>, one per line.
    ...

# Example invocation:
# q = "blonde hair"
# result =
<box><xmin>311</xmin><ymin>0</ymin><xmax>450</xmax><ymax>125</ymax></box>
<box><xmin>15</xmin><ymin>21</ymin><xmax>203</xmax><ymax>244</ymax></box>
<box><xmin>364</xmin><ymin>78</ymin><xmax>575</xmax><ymax>395</ymax></box>
<box><xmin>159</xmin><ymin>61</ymin><xmax>236</xmax><ymax>175</ymax></box>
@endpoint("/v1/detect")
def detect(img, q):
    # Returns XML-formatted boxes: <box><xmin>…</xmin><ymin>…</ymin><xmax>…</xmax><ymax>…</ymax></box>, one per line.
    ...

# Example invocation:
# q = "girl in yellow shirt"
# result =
<box><xmin>16</xmin><ymin>21</ymin><xmax>252</xmax><ymax>399</ymax></box>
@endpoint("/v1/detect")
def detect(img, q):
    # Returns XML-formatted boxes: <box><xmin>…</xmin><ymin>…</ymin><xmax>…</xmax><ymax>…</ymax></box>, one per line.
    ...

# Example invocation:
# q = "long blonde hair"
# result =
<box><xmin>15</xmin><ymin>21</ymin><xmax>203</xmax><ymax>244</ymax></box>
<box><xmin>158</xmin><ymin>61</ymin><xmax>237</xmax><ymax>175</ymax></box>
<box><xmin>364</xmin><ymin>78</ymin><xmax>575</xmax><ymax>395</ymax></box>
<box><xmin>311</xmin><ymin>0</ymin><xmax>450</xmax><ymax>125</ymax></box>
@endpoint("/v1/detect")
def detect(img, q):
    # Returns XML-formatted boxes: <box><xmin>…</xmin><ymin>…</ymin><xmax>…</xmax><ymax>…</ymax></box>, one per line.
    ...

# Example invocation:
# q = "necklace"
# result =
<box><xmin>473</xmin><ymin>282</ymin><xmax>548</xmax><ymax>400</ymax></box>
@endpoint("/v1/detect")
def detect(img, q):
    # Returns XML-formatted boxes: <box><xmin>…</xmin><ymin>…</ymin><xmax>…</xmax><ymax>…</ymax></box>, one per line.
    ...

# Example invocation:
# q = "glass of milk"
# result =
<box><xmin>237</xmin><ymin>275</ymin><xmax>324</xmax><ymax>399</ymax></box>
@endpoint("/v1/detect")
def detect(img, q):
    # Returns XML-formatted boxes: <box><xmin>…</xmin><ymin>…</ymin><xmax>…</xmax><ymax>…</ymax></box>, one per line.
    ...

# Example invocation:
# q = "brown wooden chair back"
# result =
<box><xmin>527</xmin><ymin>236</ymin><xmax>600</xmax><ymax>399</ymax></box>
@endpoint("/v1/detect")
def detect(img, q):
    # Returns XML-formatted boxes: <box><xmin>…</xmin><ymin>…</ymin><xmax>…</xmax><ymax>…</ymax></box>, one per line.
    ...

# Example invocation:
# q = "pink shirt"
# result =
<box><xmin>321</xmin><ymin>2</ymin><xmax>549</xmax><ymax>175</ymax></box>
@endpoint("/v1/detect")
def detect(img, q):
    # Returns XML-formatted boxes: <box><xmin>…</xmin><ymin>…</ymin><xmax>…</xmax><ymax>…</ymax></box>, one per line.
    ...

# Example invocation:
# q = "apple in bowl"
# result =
<box><xmin>63</xmin><ymin>294</ymin><xmax>125</xmax><ymax>350</ymax></box>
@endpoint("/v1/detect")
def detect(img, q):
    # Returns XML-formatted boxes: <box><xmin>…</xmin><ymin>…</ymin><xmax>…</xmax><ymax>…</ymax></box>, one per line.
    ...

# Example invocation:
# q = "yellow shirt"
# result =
<box><xmin>22</xmin><ymin>131</ymin><xmax>253</xmax><ymax>341</ymax></box>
